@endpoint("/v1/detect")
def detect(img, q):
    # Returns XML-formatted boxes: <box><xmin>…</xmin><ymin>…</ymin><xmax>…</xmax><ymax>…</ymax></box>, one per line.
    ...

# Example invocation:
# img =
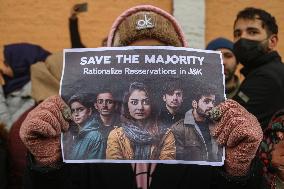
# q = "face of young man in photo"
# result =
<box><xmin>128</xmin><ymin>90</ymin><xmax>151</xmax><ymax>120</ymax></box>
<box><xmin>195</xmin><ymin>95</ymin><xmax>215</xmax><ymax>118</ymax></box>
<box><xmin>163</xmin><ymin>89</ymin><xmax>183</xmax><ymax>113</ymax></box>
<box><xmin>71</xmin><ymin>102</ymin><xmax>92</xmax><ymax>125</ymax></box>
<box><xmin>218</xmin><ymin>48</ymin><xmax>238</xmax><ymax>81</ymax></box>
<box><xmin>95</xmin><ymin>92</ymin><xmax>115</xmax><ymax>116</ymax></box>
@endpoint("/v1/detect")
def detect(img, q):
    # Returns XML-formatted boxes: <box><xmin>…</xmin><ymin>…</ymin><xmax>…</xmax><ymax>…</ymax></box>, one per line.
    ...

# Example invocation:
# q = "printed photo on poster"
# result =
<box><xmin>60</xmin><ymin>46</ymin><xmax>226</xmax><ymax>165</ymax></box>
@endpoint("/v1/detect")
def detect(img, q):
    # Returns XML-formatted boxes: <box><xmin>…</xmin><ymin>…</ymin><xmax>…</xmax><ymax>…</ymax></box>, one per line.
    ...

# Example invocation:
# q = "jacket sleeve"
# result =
<box><xmin>22</xmin><ymin>153</ymin><xmax>66</xmax><ymax>189</ymax></box>
<box><xmin>159</xmin><ymin>130</ymin><xmax>176</xmax><ymax>160</ymax></box>
<box><xmin>212</xmin><ymin>157</ymin><xmax>266</xmax><ymax>189</ymax></box>
<box><xmin>105</xmin><ymin>129</ymin><xmax>124</xmax><ymax>160</ymax></box>
<box><xmin>85</xmin><ymin>132</ymin><xmax>104</xmax><ymax>159</ymax></box>
<box><xmin>233</xmin><ymin>72</ymin><xmax>281</xmax><ymax>129</ymax></box>
<box><xmin>69</xmin><ymin>17</ymin><xmax>86</xmax><ymax>48</ymax></box>
<box><xmin>171</xmin><ymin>121</ymin><xmax>185</xmax><ymax>160</ymax></box>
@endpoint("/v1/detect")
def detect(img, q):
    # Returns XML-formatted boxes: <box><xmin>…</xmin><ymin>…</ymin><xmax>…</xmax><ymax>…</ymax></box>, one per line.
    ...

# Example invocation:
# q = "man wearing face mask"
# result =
<box><xmin>232</xmin><ymin>7</ymin><xmax>284</xmax><ymax>130</ymax></box>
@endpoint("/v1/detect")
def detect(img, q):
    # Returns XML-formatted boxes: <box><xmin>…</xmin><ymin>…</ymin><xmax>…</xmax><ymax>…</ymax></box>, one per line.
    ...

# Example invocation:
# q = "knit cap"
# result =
<box><xmin>107</xmin><ymin>5</ymin><xmax>188</xmax><ymax>47</ymax></box>
<box><xmin>206</xmin><ymin>37</ymin><xmax>234</xmax><ymax>51</ymax></box>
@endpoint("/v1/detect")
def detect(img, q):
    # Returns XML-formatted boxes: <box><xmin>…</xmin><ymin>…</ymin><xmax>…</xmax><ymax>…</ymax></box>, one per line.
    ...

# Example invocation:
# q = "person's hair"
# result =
<box><xmin>122</xmin><ymin>82</ymin><xmax>154</xmax><ymax>119</ymax></box>
<box><xmin>162</xmin><ymin>78</ymin><xmax>183</xmax><ymax>95</ymax></box>
<box><xmin>96</xmin><ymin>88</ymin><xmax>114</xmax><ymax>100</ymax></box>
<box><xmin>234</xmin><ymin>7</ymin><xmax>278</xmax><ymax>36</ymax></box>
<box><xmin>191</xmin><ymin>84</ymin><xmax>217</xmax><ymax>103</ymax></box>
<box><xmin>68</xmin><ymin>93</ymin><xmax>93</xmax><ymax>109</ymax></box>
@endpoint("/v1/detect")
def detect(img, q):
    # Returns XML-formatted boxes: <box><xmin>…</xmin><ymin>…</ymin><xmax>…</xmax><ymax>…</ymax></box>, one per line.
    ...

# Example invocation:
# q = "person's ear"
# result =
<box><xmin>88</xmin><ymin>108</ymin><xmax>92</xmax><ymax>116</ymax></box>
<box><xmin>162</xmin><ymin>94</ymin><xmax>166</xmax><ymax>102</ymax></box>
<box><xmin>94</xmin><ymin>103</ymin><xmax>98</xmax><ymax>110</ymax></box>
<box><xmin>268</xmin><ymin>34</ymin><xmax>278</xmax><ymax>51</ymax></box>
<box><xmin>192</xmin><ymin>100</ymin><xmax>197</xmax><ymax>109</ymax></box>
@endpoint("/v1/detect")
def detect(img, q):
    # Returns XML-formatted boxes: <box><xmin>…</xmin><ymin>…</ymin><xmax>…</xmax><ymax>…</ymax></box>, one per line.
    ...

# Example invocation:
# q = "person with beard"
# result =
<box><xmin>172</xmin><ymin>85</ymin><xmax>222</xmax><ymax>162</ymax></box>
<box><xmin>206</xmin><ymin>37</ymin><xmax>240</xmax><ymax>99</ymax></box>
<box><xmin>94</xmin><ymin>89</ymin><xmax>120</xmax><ymax>158</ymax></box>
<box><xmin>106</xmin><ymin>82</ymin><xmax>175</xmax><ymax>160</ymax></box>
<box><xmin>232</xmin><ymin>7</ymin><xmax>284</xmax><ymax>130</ymax></box>
<box><xmin>158</xmin><ymin>79</ymin><xmax>184</xmax><ymax>128</ymax></box>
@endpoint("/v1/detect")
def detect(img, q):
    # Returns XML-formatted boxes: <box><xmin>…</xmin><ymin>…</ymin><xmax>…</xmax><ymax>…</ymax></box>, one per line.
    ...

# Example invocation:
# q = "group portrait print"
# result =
<box><xmin>60</xmin><ymin>46</ymin><xmax>226</xmax><ymax>165</ymax></box>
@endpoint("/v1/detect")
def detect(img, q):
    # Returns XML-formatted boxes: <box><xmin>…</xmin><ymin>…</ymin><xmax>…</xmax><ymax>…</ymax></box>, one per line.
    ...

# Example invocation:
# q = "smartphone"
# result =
<box><xmin>74</xmin><ymin>2</ymin><xmax>88</xmax><ymax>13</ymax></box>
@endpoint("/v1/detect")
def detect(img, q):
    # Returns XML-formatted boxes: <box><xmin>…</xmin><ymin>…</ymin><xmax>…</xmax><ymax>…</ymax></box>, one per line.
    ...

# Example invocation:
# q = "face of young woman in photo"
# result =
<box><xmin>128</xmin><ymin>90</ymin><xmax>151</xmax><ymax>120</ymax></box>
<box><xmin>71</xmin><ymin>101</ymin><xmax>92</xmax><ymax>125</ymax></box>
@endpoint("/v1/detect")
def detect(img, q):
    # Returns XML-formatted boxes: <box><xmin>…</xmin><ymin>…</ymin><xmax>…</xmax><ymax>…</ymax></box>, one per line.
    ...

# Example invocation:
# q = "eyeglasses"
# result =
<box><xmin>96</xmin><ymin>99</ymin><xmax>114</xmax><ymax>104</ymax></box>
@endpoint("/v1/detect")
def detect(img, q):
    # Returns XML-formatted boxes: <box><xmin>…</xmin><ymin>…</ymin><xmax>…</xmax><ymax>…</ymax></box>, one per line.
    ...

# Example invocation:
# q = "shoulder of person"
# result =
<box><xmin>109</xmin><ymin>126</ymin><xmax>124</xmax><ymax>137</ymax></box>
<box><xmin>171</xmin><ymin>119</ymin><xmax>186</xmax><ymax>132</ymax></box>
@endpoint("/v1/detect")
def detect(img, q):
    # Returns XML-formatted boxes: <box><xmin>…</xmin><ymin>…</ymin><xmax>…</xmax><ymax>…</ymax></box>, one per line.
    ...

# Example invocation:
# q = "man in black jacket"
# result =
<box><xmin>158</xmin><ymin>79</ymin><xmax>184</xmax><ymax>128</ymax></box>
<box><xmin>232</xmin><ymin>7</ymin><xmax>284</xmax><ymax>130</ymax></box>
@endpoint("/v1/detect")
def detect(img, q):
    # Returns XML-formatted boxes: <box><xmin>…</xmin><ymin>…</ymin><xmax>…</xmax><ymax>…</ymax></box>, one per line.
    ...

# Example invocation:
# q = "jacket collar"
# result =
<box><xmin>184</xmin><ymin>109</ymin><xmax>196</xmax><ymax>125</ymax></box>
<box><xmin>241</xmin><ymin>51</ymin><xmax>282</xmax><ymax>77</ymax></box>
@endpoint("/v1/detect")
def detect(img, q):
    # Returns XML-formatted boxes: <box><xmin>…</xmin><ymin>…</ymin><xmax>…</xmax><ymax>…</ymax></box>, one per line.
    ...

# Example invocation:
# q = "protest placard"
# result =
<box><xmin>60</xmin><ymin>46</ymin><xmax>225</xmax><ymax>165</ymax></box>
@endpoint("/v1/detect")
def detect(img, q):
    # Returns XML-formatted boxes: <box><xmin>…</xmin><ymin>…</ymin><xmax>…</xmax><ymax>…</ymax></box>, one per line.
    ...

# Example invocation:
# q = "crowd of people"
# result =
<box><xmin>0</xmin><ymin>3</ymin><xmax>284</xmax><ymax>189</ymax></box>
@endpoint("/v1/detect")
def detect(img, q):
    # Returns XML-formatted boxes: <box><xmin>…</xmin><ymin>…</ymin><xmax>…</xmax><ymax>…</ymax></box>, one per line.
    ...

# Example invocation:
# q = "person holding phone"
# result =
<box><xmin>69</xmin><ymin>3</ymin><xmax>88</xmax><ymax>48</ymax></box>
<box><xmin>69</xmin><ymin>3</ymin><xmax>108</xmax><ymax>48</ymax></box>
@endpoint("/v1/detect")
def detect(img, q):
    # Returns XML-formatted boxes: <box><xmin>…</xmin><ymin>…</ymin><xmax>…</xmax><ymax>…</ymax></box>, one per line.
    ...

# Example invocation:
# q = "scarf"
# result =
<box><xmin>122</xmin><ymin>117</ymin><xmax>167</xmax><ymax>160</ymax></box>
<box><xmin>259</xmin><ymin>109</ymin><xmax>284</xmax><ymax>188</ymax></box>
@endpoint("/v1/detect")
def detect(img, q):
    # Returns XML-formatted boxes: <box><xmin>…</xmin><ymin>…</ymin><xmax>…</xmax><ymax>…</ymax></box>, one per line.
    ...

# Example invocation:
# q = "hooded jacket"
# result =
<box><xmin>0</xmin><ymin>43</ymin><xmax>50</xmax><ymax>129</ymax></box>
<box><xmin>63</xmin><ymin>115</ymin><xmax>104</xmax><ymax>160</ymax></box>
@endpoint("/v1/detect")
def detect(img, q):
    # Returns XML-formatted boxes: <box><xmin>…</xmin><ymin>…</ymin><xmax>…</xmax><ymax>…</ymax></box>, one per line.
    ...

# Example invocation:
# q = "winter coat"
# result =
<box><xmin>106</xmin><ymin>126</ymin><xmax>175</xmax><ymax>160</ymax></box>
<box><xmin>63</xmin><ymin>115</ymin><xmax>104</xmax><ymax>160</ymax></box>
<box><xmin>233</xmin><ymin>51</ymin><xmax>284</xmax><ymax>130</ymax></box>
<box><xmin>171</xmin><ymin>110</ymin><xmax>222</xmax><ymax>161</ymax></box>
<box><xmin>0</xmin><ymin>82</ymin><xmax>34</xmax><ymax>130</ymax></box>
<box><xmin>22</xmin><ymin>157</ymin><xmax>264</xmax><ymax>189</ymax></box>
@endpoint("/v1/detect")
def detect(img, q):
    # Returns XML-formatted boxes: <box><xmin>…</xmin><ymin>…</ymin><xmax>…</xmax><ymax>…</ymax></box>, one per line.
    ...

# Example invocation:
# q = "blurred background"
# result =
<box><xmin>1</xmin><ymin>0</ymin><xmax>283</xmax><ymax>78</ymax></box>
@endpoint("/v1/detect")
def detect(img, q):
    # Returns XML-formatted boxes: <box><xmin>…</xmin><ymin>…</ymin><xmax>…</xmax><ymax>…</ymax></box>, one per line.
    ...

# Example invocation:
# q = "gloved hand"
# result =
<box><xmin>209</xmin><ymin>99</ymin><xmax>263</xmax><ymax>176</ymax></box>
<box><xmin>20</xmin><ymin>95</ymin><xmax>70</xmax><ymax>167</ymax></box>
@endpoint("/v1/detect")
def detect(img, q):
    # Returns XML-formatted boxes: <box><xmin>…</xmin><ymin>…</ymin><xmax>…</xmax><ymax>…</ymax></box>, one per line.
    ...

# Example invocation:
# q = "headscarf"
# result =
<box><xmin>2</xmin><ymin>43</ymin><xmax>51</xmax><ymax>96</ymax></box>
<box><xmin>259</xmin><ymin>109</ymin><xmax>284</xmax><ymax>187</ymax></box>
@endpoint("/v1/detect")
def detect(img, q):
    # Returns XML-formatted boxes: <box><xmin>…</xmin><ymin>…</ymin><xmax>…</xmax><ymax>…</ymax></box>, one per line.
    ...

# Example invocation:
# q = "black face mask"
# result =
<box><xmin>233</xmin><ymin>38</ymin><xmax>268</xmax><ymax>67</ymax></box>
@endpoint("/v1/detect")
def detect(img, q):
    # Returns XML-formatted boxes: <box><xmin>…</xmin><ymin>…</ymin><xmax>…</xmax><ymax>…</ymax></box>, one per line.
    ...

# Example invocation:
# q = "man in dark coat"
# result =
<box><xmin>232</xmin><ymin>7</ymin><xmax>284</xmax><ymax>130</ymax></box>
